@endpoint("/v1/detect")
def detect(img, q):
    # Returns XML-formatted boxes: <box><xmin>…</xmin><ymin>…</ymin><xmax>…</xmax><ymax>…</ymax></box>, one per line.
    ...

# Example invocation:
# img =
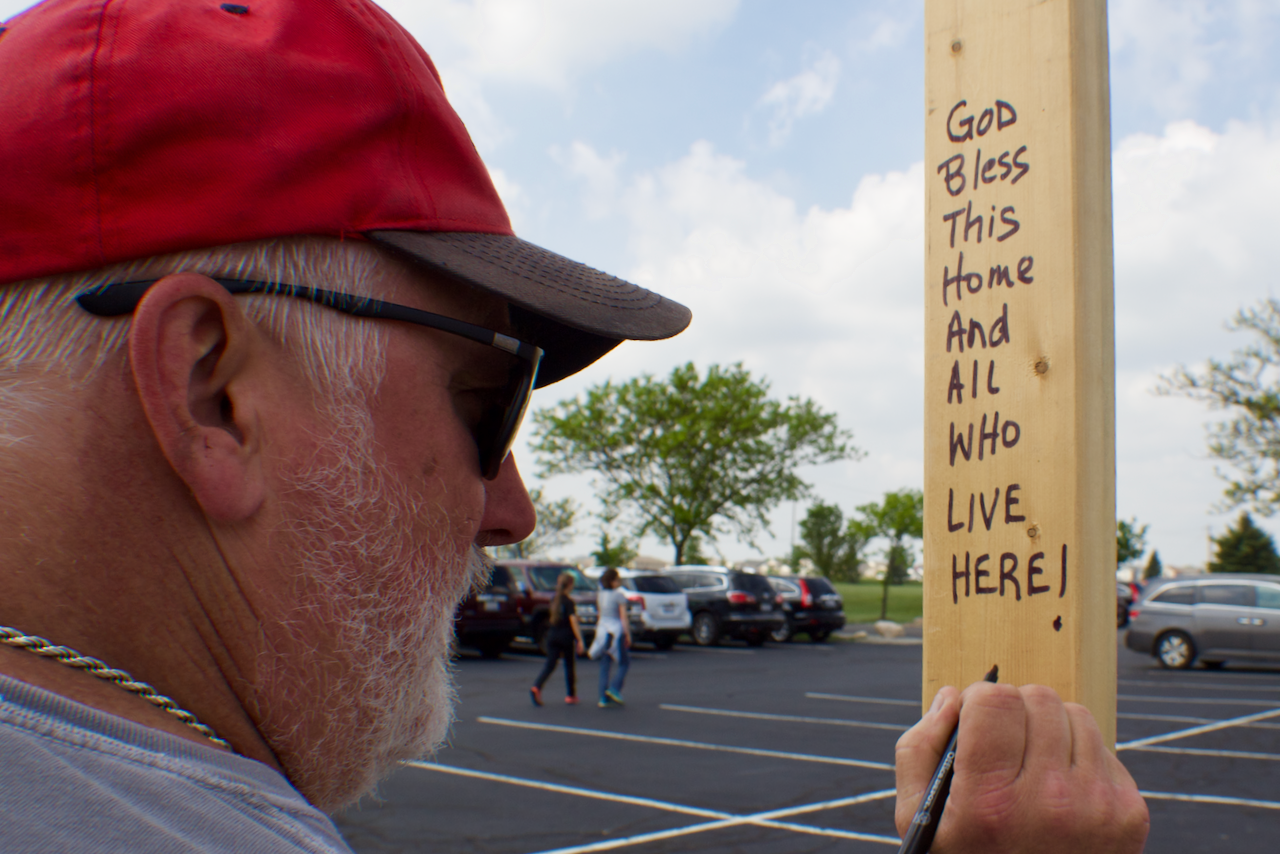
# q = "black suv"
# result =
<box><xmin>453</xmin><ymin>563</ymin><xmax>522</xmax><ymax>658</ymax></box>
<box><xmin>765</xmin><ymin>575</ymin><xmax>846</xmax><ymax>642</ymax></box>
<box><xmin>495</xmin><ymin>560</ymin><xmax>599</xmax><ymax>651</ymax></box>
<box><xmin>663</xmin><ymin>566</ymin><xmax>784</xmax><ymax>646</ymax></box>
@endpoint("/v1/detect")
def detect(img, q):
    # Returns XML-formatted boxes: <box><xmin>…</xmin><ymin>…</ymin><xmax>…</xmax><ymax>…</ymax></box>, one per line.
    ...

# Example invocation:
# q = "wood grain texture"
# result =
<box><xmin>922</xmin><ymin>0</ymin><xmax>1116</xmax><ymax>746</ymax></box>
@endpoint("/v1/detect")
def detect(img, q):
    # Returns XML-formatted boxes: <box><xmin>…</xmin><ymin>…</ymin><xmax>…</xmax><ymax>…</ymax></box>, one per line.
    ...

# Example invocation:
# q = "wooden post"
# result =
<box><xmin>922</xmin><ymin>0</ymin><xmax>1117</xmax><ymax>746</ymax></box>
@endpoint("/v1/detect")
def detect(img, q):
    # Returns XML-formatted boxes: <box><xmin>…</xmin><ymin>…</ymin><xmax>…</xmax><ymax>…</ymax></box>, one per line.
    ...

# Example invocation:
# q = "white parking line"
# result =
<box><xmin>476</xmin><ymin>716</ymin><xmax>894</xmax><ymax>770</ymax></box>
<box><xmin>660</xmin><ymin>703</ymin><xmax>910</xmax><ymax>732</ymax></box>
<box><xmin>1118</xmin><ymin>707</ymin><xmax>1280</xmax><ymax>749</ymax></box>
<box><xmin>1127</xmin><ymin>745</ymin><xmax>1280</xmax><ymax>762</ymax></box>
<box><xmin>1118</xmin><ymin>712</ymin><xmax>1280</xmax><ymax>732</ymax></box>
<box><xmin>402</xmin><ymin>761</ymin><xmax>901</xmax><ymax>852</ymax></box>
<box><xmin>805</xmin><ymin>692</ymin><xmax>919</xmax><ymax>707</ymax></box>
<box><xmin>1120</xmin><ymin>679</ymin><xmax>1280</xmax><ymax>694</ymax></box>
<box><xmin>1118</xmin><ymin>694</ymin><xmax>1280</xmax><ymax>707</ymax></box>
<box><xmin>1140</xmin><ymin>791</ymin><xmax>1280</xmax><ymax>811</ymax></box>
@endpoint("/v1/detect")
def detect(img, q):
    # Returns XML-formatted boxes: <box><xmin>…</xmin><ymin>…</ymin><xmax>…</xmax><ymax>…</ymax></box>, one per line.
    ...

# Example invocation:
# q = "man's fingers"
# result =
<box><xmin>894</xmin><ymin>686</ymin><xmax>959</xmax><ymax>834</ymax></box>
<box><xmin>1019</xmin><ymin>685</ymin><xmax>1073</xmax><ymax>776</ymax></box>
<box><xmin>953</xmin><ymin>682</ymin><xmax>1027</xmax><ymax>792</ymax></box>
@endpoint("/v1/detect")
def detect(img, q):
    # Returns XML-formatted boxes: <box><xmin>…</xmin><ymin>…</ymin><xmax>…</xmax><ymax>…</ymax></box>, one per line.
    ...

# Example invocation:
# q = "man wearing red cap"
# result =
<box><xmin>0</xmin><ymin>0</ymin><xmax>690</xmax><ymax>850</ymax></box>
<box><xmin>0</xmin><ymin>1</ymin><xmax>1146</xmax><ymax>853</ymax></box>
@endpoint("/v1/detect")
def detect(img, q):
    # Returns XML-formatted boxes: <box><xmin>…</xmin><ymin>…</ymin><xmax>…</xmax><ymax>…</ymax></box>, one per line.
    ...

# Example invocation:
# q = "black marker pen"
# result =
<box><xmin>897</xmin><ymin>664</ymin><xmax>999</xmax><ymax>854</ymax></box>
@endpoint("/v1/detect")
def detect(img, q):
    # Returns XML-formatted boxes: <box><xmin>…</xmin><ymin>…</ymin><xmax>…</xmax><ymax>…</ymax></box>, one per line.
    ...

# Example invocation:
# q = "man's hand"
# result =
<box><xmin>895</xmin><ymin>682</ymin><xmax>1149</xmax><ymax>853</ymax></box>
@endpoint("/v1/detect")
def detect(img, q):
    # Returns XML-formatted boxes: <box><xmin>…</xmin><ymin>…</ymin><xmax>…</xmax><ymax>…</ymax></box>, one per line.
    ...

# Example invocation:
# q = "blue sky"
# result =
<box><xmin>5</xmin><ymin>0</ymin><xmax>1280</xmax><ymax>570</ymax></box>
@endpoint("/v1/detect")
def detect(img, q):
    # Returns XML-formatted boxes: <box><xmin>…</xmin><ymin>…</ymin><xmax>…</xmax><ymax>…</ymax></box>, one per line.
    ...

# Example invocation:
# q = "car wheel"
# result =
<box><xmin>654</xmin><ymin>634</ymin><xmax>677</xmax><ymax>651</ymax></box>
<box><xmin>533</xmin><ymin>620</ymin><xmax>549</xmax><ymax>655</ymax></box>
<box><xmin>692</xmin><ymin>612</ymin><xmax>720</xmax><ymax>646</ymax></box>
<box><xmin>809</xmin><ymin>630</ymin><xmax>831</xmax><ymax>643</ymax></box>
<box><xmin>1117</xmin><ymin>602</ymin><xmax>1129</xmax><ymax>628</ymax></box>
<box><xmin>745</xmin><ymin>632</ymin><xmax>766</xmax><ymax>647</ymax></box>
<box><xmin>770</xmin><ymin>621</ymin><xmax>793</xmax><ymax>643</ymax></box>
<box><xmin>1156</xmin><ymin>631</ymin><xmax>1195</xmax><ymax>669</ymax></box>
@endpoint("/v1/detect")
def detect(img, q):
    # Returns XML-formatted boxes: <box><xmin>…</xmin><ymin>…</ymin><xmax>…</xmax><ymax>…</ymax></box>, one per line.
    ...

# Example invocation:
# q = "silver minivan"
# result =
<box><xmin>1125</xmin><ymin>574</ymin><xmax>1280</xmax><ymax>669</ymax></box>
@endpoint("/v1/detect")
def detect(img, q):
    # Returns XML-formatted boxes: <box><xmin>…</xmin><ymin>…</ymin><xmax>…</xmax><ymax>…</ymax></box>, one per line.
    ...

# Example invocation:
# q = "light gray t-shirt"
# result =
<box><xmin>0</xmin><ymin>673</ymin><xmax>353</xmax><ymax>853</ymax></box>
<box><xmin>597</xmin><ymin>587</ymin><xmax>629</xmax><ymax>633</ymax></box>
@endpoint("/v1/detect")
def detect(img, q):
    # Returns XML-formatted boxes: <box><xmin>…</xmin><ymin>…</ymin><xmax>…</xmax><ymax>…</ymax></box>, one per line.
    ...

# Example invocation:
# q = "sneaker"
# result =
<box><xmin>597</xmin><ymin>699</ymin><xmax>611</xmax><ymax>708</ymax></box>
<box><xmin>530</xmin><ymin>686</ymin><xmax>542</xmax><ymax>707</ymax></box>
<box><xmin>564</xmin><ymin>696</ymin><xmax>579</xmax><ymax>705</ymax></box>
<box><xmin>604</xmin><ymin>689</ymin><xmax>625</xmax><ymax>706</ymax></box>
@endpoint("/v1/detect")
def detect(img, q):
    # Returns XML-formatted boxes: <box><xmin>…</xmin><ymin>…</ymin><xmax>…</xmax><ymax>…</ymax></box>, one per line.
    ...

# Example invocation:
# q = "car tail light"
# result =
<box><xmin>727</xmin><ymin>591</ymin><xmax>757</xmax><ymax>605</ymax></box>
<box><xmin>799</xmin><ymin>579</ymin><xmax>813</xmax><ymax>609</ymax></box>
<box><xmin>625</xmin><ymin>593</ymin><xmax>645</xmax><ymax>610</ymax></box>
<box><xmin>1128</xmin><ymin>607</ymin><xmax>1139</xmax><ymax>620</ymax></box>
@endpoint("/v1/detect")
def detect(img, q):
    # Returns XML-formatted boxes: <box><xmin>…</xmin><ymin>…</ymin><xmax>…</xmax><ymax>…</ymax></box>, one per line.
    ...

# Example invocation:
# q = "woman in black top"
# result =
<box><xmin>531</xmin><ymin>572</ymin><xmax>585</xmax><ymax>705</ymax></box>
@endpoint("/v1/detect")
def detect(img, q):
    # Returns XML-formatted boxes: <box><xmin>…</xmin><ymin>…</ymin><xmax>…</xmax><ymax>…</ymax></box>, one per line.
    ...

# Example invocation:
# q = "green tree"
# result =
<box><xmin>490</xmin><ymin>488</ymin><xmax>578</xmax><ymax>560</ymax></box>
<box><xmin>791</xmin><ymin>500</ymin><xmax>870</xmax><ymax>582</ymax></box>
<box><xmin>1116</xmin><ymin>517</ymin><xmax>1149</xmax><ymax>569</ymax></box>
<box><xmin>856</xmin><ymin>489</ymin><xmax>924</xmax><ymax>620</ymax></box>
<box><xmin>1160</xmin><ymin>299</ymin><xmax>1280</xmax><ymax>515</ymax></box>
<box><xmin>590</xmin><ymin>531</ymin><xmax>638</xmax><ymax>568</ymax></box>
<box><xmin>1210</xmin><ymin>512</ymin><xmax>1280</xmax><ymax>574</ymax></box>
<box><xmin>531</xmin><ymin>362</ymin><xmax>859</xmax><ymax>564</ymax></box>
<box><xmin>1142</xmin><ymin>550</ymin><xmax>1164</xmax><ymax>581</ymax></box>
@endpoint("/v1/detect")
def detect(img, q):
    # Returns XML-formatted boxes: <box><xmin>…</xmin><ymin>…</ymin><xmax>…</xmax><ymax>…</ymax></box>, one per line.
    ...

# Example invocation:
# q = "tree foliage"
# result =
<box><xmin>590</xmin><ymin>531</ymin><xmax>638</xmax><ymax>568</ymax></box>
<box><xmin>1160</xmin><ymin>300</ymin><xmax>1280</xmax><ymax>515</ymax></box>
<box><xmin>791</xmin><ymin>500</ymin><xmax>872</xmax><ymax>582</ymax></box>
<box><xmin>490</xmin><ymin>488</ymin><xmax>578</xmax><ymax>560</ymax></box>
<box><xmin>857</xmin><ymin>489</ymin><xmax>924</xmax><ymax>619</ymax></box>
<box><xmin>1142</xmin><ymin>550</ymin><xmax>1164</xmax><ymax>581</ymax></box>
<box><xmin>531</xmin><ymin>362</ymin><xmax>858</xmax><ymax>564</ymax></box>
<box><xmin>1210</xmin><ymin>512</ymin><xmax>1280</xmax><ymax>575</ymax></box>
<box><xmin>1116</xmin><ymin>517</ymin><xmax>1149</xmax><ymax>568</ymax></box>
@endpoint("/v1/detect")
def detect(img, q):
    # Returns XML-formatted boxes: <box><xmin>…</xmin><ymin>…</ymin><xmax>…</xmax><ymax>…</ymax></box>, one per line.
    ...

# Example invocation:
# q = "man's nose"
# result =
<box><xmin>474</xmin><ymin>453</ymin><xmax>537</xmax><ymax>547</ymax></box>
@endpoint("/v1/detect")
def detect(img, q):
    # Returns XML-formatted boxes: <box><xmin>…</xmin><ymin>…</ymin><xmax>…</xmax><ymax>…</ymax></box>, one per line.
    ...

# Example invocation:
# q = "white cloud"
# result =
<box><xmin>1109</xmin><ymin>0</ymin><xmax>1280</xmax><ymax>121</ymax></box>
<box><xmin>1111</xmin><ymin>118</ymin><xmax>1280</xmax><ymax>566</ymax></box>
<box><xmin>525</xmin><ymin>140</ymin><xmax>924</xmax><ymax>560</ymax></box>
<box><xmin>381</xmin><ymin>0</ymin><xmax>739</xmax><ymax>90</ymax></box>
<box><xmin>755</xmin><ymin>49</ymin><xmax>842</xmax><ymax>147</ymax></box>
<box><xmin>550</xmin><ymin>141</ymin><xmax>625</xmax><ymax>219</ymax></box>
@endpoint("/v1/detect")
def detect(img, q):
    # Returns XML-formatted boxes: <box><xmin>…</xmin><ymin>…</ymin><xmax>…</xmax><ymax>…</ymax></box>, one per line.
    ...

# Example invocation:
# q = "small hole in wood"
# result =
<box><xmin>950</xmin><ymin>39</ymin><xmax>962</xmax><ymax>54</ymax></box>
<box><xmin>1034</xmin><ymin>358</ymin><xmax>1049</xmax><ymax>374</ymax></box>
<box><xmin>1027</xmin><ymin>526</ymin><xmax>1039</xmax><ymax>538</ymax></box>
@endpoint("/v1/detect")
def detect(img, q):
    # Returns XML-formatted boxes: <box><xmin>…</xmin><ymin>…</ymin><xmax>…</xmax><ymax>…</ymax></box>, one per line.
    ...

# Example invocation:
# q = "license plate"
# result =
<box><xmin>662</xmin><ymin>604</ymin><xmax>675</xmax><ymax>614</ymax></box>
<box><xmin>483</xmin><ymin>602</ymin><xmax>500</xmax><ymax>612</ymax></box>
<box><xmin>761</xmin><ymin>603</ymin><xmax>772</xmax><ymax>611</ymax></box>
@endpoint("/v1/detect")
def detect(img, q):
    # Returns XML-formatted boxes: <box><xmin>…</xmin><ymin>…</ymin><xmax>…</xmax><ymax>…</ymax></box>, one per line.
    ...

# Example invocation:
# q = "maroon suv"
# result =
<box><xmin>495</xmin><ymin>560</ymin><xmax>599</xmax><ymax>651</ymax></box>
<box><xmin>453</xmin><ymin>563</ymin><xmax>523</xmax><ymax>658</ymax></box>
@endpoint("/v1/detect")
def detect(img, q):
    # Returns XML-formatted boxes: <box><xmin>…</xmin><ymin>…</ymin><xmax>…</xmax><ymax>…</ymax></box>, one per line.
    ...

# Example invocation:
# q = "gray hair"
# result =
<box><xmin>0</xmin><ymin>237</ymin><xmax>392</xmax><ymax>443</ymax></box>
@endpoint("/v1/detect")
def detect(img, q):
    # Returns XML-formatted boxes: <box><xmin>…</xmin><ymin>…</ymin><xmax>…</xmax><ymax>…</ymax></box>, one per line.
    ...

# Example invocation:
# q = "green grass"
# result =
<box><xmin>834</xmin><ymin>581</ymin><xmax>923</xmax><ymax>624</ymax></box>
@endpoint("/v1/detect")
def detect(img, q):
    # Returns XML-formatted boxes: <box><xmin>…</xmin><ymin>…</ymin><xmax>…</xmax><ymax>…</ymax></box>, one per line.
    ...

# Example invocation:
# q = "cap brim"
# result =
<box><xmin>367</xmin><ymin>230</ymin><xmax>691</xmax><ymax>387</ymax></box>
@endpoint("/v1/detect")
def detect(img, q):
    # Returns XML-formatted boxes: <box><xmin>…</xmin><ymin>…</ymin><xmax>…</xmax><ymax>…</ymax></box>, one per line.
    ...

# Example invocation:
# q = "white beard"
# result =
<box><xmin>254</xmin><ymin>400</ymin><xmax>489</xmax><ymax>812</ymax></box>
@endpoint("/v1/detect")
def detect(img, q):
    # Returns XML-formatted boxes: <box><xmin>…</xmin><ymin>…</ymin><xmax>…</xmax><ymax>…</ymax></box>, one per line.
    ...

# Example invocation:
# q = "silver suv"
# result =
<box><xmin>1125</xmin><ymin>574</ymin><xmax>1280</xmax><ymax>669</ymax></box>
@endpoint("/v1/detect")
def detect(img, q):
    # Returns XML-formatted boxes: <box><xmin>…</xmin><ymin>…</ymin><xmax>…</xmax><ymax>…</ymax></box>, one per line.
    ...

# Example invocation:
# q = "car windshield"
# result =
<box><xmin>527</xmin><ymin>565</ymin><xmax>597</xmax><ymax>592</ymax></box>
<box><xmin>630</xmin><ymin>575</ymin><xmax>681</xmax><ymax>594</ymax></box>
<box><xmin>1151</xmin><ymin>586</ymin><xmax>1195</xmax><ymax>605</ymax></box>
<box><xmin>769</xmin><ymin>578</ymin><xmax>800</xmax><ymax>594</ymax></box>
<box><xmin>805</xmin><ymin>578</ymin><xmax>837</xmax><ymax>596</ymax></box>
<box><xmin>732</xmin><ymin>573</ymin><xmax>775</xmax><ymax>596</ymax></box>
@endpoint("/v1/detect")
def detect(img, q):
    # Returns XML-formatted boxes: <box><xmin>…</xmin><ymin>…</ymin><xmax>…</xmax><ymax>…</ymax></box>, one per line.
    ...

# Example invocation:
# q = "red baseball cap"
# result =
<box><xmin>0</xmin><ymin>0</ymin><xmax>690</xmax><ymax>385</ymax></box>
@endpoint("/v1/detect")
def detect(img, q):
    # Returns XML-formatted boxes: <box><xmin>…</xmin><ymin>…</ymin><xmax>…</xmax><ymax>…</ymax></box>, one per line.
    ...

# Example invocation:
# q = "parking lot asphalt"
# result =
<box><xmin>333</xmin><ymin>632</ymin><xmax>1280</xmax><ymax>854</ymax></box>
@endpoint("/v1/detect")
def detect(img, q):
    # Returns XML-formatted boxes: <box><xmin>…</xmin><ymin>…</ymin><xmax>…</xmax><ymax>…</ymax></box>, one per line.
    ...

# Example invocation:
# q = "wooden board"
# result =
<box><xmin>922</xmin><ymin>0</ymin><xmax>1117</xmax><ymax>746</ymax></box>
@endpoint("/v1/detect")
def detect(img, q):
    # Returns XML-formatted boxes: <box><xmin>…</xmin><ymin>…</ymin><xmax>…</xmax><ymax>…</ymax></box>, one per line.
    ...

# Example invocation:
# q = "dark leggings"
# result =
<box><xmin>534</xmin><ymin>635</ymin><xmax>576</xmax><ymax>697</ymax></box>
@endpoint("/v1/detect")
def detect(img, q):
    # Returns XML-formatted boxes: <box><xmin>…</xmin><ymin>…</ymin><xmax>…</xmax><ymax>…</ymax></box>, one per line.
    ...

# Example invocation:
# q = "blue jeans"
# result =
<box><xmin>597</xmin><ymin>632</ymin><xmax>630</xmax><ymax>699</ymax></box>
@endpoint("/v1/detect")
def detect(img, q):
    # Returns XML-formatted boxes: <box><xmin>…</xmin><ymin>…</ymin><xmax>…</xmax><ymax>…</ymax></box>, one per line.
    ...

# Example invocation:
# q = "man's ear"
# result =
<box><xmin>128</xmin><ymin>273</ymin><xmax>266</xmax><ymax>522</ymax></box>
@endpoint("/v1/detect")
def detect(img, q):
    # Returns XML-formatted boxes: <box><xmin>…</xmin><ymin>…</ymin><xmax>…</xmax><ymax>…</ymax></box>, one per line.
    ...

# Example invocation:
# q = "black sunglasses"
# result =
<box><xmin>75</xmin><ymin>278</ymin><xmax>543</xmax><ymax>481</ymax></box>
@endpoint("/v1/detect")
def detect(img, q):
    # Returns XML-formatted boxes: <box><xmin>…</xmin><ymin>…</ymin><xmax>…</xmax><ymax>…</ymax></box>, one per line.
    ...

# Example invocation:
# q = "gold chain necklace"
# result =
<box><xmin>0</xmin><ymin>625</ymin><xmax>230</xmax><ymax>750</ymax></box>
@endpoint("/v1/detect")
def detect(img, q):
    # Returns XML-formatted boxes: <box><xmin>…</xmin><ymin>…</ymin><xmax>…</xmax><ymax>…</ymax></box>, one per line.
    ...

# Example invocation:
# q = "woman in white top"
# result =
<box><xmin>593</xmin><ymin>567</ymin><xmax>632</xmax><ymax>707</ymax></box>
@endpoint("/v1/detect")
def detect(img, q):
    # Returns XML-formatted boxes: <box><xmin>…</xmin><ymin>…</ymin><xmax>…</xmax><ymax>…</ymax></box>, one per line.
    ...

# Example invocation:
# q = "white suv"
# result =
<box><xmin>584</xmin><ymin>568</ymin><xmax>692</xmax><ymax>650</ymax></box>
